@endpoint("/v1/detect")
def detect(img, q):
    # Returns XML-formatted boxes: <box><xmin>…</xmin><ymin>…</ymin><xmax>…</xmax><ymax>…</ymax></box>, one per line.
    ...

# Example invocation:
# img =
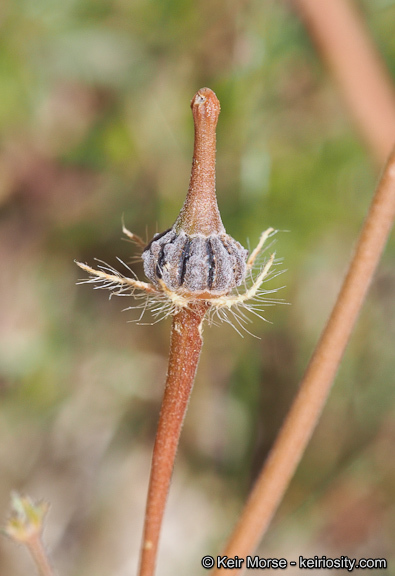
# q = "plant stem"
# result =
<box><xmin>138</xmin><ymin>302</ymin><xmax>209</xmax><ymax>576</ymax></box>
<box><xmin>293</xmin><ymin>0</ymin><xmax>395</xmax><ymax>163</ymax></box>
<box><xmin>26</xmin><ymin>533</ymin><xmax>55</xmax><ymax>576</ymax></box>
<box><xmin>214</xmin><ymin>147</ymin><xmax>395</xmax><ymax>575</ymax></box>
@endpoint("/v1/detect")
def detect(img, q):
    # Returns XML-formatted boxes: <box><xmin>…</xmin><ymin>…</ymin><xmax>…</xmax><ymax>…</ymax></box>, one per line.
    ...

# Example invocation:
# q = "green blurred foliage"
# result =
<box><xmin>0</xmin><ymin>1</ymin><xmax>394</xmax><ymax>574</ymax></box>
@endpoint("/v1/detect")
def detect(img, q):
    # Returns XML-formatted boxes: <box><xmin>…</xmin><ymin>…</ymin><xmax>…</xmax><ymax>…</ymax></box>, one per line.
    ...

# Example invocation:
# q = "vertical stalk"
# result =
<box><xmin>138</xmin><ymin>302</ymin><xmax>209</xmax><ymax>576</ymax></box>
<box><xmin>138</xmin><ymin>88</ymin><xmax>225</xmax><ymax>575</ymax></box>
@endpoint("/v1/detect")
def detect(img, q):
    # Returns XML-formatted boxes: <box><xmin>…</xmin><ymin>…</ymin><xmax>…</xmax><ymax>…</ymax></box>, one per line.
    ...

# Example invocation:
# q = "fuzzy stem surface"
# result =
<box><xmin>214</xmin><ymin>147</ymin><xmax>395</xmax><ymax>575</ymax></box>
<box><xmin>138</xmin><ymin>303</ymin><xmax>209</xmax><ymax>576</ymax></box>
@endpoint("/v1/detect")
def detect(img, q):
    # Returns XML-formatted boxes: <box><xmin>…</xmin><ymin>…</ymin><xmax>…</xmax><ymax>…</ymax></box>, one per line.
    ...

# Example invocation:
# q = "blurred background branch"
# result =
<box><xmin>293</xmin><ymin>0</ymin><xmax>395</xmax><ymax>163</ymax></box>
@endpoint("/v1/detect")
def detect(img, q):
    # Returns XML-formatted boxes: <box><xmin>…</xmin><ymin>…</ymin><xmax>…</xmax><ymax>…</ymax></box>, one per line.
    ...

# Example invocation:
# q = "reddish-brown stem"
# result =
<box><xmin>293</xmin><ymin>0</ymin><xmax>395</xmax><ymax>164</ymax></box>
<box><xmin>175</xmin><ymin>88</ymin><xmax>225</xmax><ymax>235</ymax></box>
<box><xmin>139</xmin><ymin>88</ymin><xmax>223</xmax><ymax>575</ymax></box>
<box><xmin>214</xmin><ymin>147</ymin><xmax>395</xmax><ymax>575</ymax></box>
<box><xmin>138</xmin><ymin>303</ymin><xmax>209</xmax><ymax>576</ymax></box>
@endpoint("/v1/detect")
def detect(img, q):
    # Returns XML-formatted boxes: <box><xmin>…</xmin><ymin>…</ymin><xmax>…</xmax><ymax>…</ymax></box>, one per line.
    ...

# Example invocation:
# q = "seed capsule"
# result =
<box><xmin>143</xmin><ymin>87</ymin><xmax>249</xmax><ymax>296</ymax></box>
<box><xmin>142</xmin><ymin>229</ymin><xmax>248</xmax><ymax>295</ymax></box>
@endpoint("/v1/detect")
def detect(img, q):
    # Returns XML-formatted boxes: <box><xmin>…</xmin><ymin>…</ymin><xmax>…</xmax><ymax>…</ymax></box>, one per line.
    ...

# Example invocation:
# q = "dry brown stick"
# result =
<box><xmin>293</xmin><ymin>0</ymin><xmax>395</xmax><ymax>163</ymax></box>
<box><xmin>138</xmin><ymin>303</ymin><xmax>208</xmax><ymax>576</ymax></box>
<box><xmin>213</xmin><ymin>147</ymin><xmax>395</xmax><ymax>575</ymax></box>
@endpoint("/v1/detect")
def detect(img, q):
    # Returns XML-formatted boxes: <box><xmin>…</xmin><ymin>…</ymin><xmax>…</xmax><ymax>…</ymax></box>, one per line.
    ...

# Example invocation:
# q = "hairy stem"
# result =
<box><xmin>138</xmin><ymin>302</ymin><xmax>209</xmax><ymax>576</ymax></box>
<box><xmin>214</xmin><ymin>147</ymin><xmax>395</xmax><ymax>575</ymax></box>
<box><xmin>293</xmin><ymin>0</ymin><xmax>395</xmax><ymax>163</ymax></box>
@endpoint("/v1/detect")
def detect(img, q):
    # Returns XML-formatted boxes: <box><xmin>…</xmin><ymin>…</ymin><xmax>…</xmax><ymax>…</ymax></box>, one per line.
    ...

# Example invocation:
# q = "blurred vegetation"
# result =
<box><xmin>0</xmin><ymin>1</ymin><xmax>394</xmax><ymax>574</ymax></box>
